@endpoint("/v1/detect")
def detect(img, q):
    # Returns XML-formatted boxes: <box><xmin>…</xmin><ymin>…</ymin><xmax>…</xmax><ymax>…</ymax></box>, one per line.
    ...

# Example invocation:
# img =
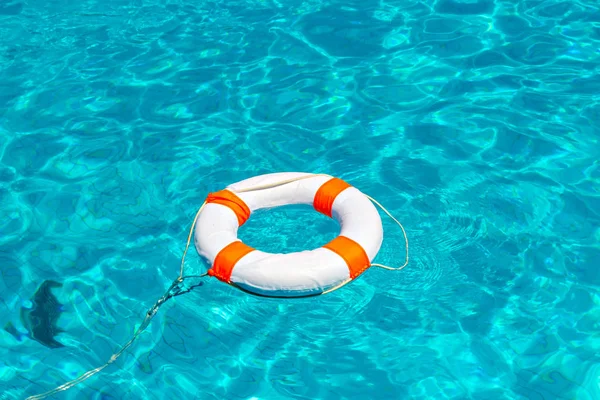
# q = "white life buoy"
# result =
<box><xmin>193</xmin><ymin>172</ymin><xmax>385</xmax><ymax>297</ymax></box>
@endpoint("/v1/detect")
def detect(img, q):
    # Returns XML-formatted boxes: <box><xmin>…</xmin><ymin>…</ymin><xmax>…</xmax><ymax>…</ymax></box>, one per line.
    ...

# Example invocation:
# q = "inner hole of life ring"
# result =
<box><xmin>236</xmin><ymin>204</ymin><xmax>340</xmax><ymax>254</ymax></box>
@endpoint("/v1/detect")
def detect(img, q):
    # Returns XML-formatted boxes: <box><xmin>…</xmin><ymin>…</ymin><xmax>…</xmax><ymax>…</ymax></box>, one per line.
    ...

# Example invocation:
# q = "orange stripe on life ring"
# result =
<box><xmin>208</xmin><ymin>241</ymin><xmax>255</xmax><ymax>283</ymax></box>
<box><xmin>206</xmin><ymin>189</ymin><xmax>251</xmax><ymax>226</ymax></box>
<box><xmin>313</xmin><ymin>177</ymin><xmax>351</xmax><ymax>218</ymax></box>
<box><xmin>323</xmin><ymin>236</ymin><xmax>370</xmax><ymax>279</ymax></box>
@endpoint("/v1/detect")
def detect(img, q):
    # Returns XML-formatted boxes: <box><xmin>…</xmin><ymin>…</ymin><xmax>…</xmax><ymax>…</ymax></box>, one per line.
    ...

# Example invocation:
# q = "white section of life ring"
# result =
<box><xmin>193</xmin><ymin>172</ymin><xmax>384</xmax><ymax>297</ymax></box>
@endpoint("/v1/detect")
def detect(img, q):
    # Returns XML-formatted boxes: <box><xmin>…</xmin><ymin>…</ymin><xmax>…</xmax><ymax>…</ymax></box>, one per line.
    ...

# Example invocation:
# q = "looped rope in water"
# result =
<box><xmin>24</xmin><ymin>273</ymin><xmax>205</xmax><ymax>400</ymax></box>
<box><xmin>26</xmin><ymin>173</ymin><xmax>409</xmax><ymax>399</ymax></box>
<box><xmin>364</xmin><ymin>194</ymin><xmax>410</xmax><ymax>272</ymax></box>
<box><xmin>179</xmin><ymin>203</ymin><xmax>206</xmax><ymax>279</ymax></box>
<box><xmin>27</xmin><ymin>197</ymin><xmax>215</xmax><ymax>400</ymax></box>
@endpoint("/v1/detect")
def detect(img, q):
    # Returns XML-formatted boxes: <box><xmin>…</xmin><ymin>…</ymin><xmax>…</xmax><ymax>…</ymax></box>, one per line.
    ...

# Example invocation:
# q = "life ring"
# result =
<box><xmin>193</xmin><ymin>172</ymin><xmax>384</xmax><ymax>297</ymax></box>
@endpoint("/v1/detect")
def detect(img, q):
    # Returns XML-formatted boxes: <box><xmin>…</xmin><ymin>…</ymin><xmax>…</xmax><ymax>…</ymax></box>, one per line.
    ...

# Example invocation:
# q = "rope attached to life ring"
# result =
<box><xmin>25</xmin><ymin>174</ymin><xmax>409</xmax><ymax>400</ymax></box>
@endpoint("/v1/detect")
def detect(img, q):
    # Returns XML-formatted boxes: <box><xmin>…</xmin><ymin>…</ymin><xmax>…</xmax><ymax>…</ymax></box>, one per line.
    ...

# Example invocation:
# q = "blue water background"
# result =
<box><xmin>1</xmin><ymin>0</ymin><xmax>600</xmax><ymax>399</ymax></box>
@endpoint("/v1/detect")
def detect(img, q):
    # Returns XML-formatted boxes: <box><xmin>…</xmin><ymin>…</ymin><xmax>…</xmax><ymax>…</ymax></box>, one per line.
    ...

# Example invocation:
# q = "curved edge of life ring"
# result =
<box><xmin>193</xmin><ymin>172</ymin><xmax>383</xmax><ymax>297</ymax></box>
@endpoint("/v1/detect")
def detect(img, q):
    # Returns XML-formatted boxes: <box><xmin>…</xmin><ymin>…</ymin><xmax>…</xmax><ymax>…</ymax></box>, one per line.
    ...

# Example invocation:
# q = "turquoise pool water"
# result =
<box><xmin>1</xmin><ymin>0</ymin><xmax>600</xmax><ymax>398</ymax></box>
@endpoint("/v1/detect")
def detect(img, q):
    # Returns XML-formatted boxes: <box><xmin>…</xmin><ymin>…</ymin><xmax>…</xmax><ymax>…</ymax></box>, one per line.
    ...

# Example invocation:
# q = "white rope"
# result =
<box><xmin>364</xmin><ymin>194</ymin><xmax>410</xmax><ymax>272</ymax></box>
<box><xmin>26</xmin><ymin>173</ymin><xmax>408</xmax><ymax>399</ymax></box>
<box><xmin>179</xmin><ymin>202</ymin><xmax>206</xmax><ymax>279</ymax></box>
<box><xmin>234</xmin><ymin>173</ymin><xmax>332</xmax><ymax>193</ymax></box>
